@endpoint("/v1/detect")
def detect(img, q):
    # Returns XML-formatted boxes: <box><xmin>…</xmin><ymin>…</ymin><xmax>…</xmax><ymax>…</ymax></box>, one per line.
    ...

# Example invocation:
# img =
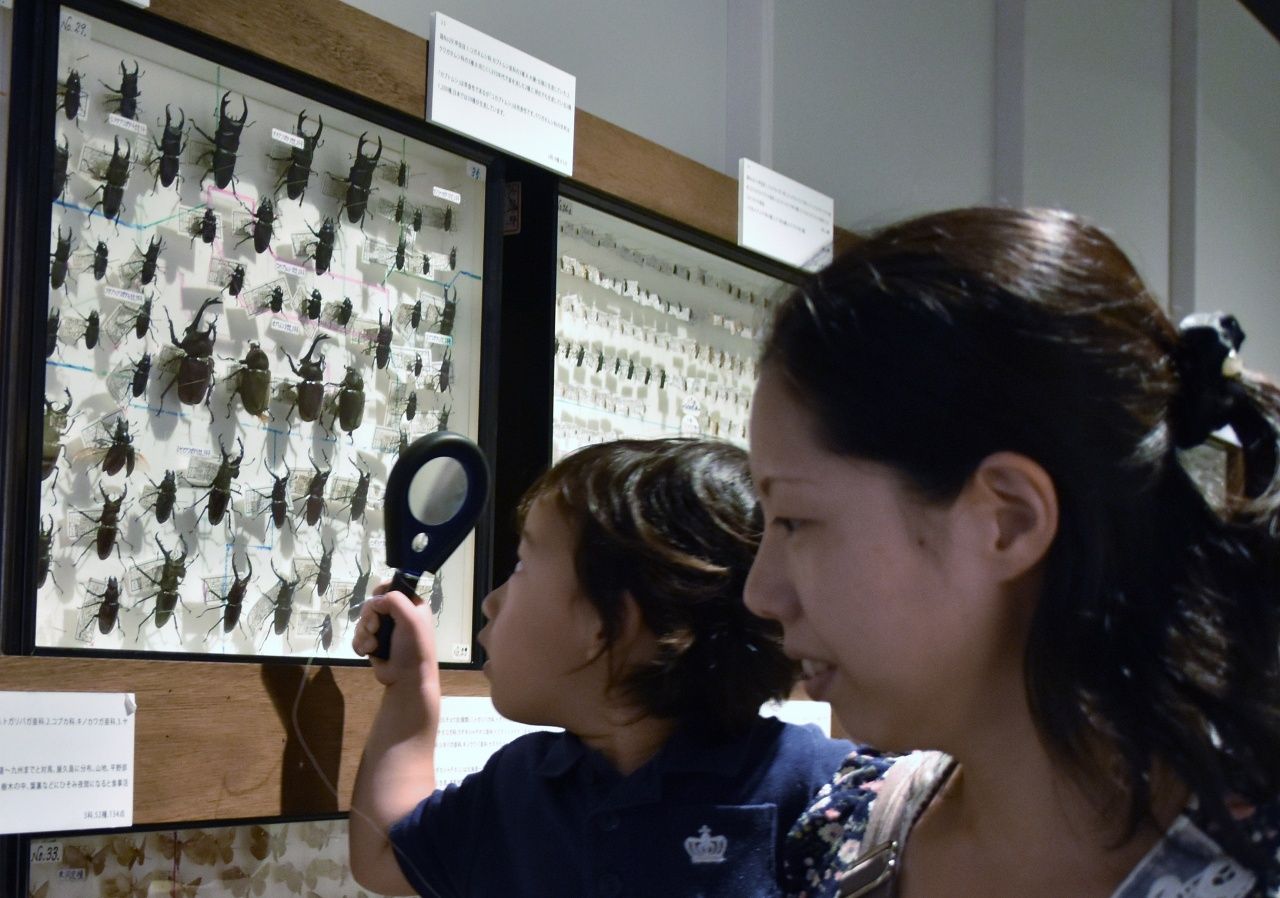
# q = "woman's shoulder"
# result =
<box><xmin>782</xmin><ymin>749</ymin><xmax>898</xmax><ymax>897</ymax></box>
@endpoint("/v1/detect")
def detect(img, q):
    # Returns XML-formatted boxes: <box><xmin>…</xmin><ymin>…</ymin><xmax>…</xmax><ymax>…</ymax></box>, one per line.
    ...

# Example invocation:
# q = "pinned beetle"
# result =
<box><xmin>194</xmin><ymin>92</ymin><xmax>250</xmax><ymax>189</ymax></box>
<box><xmin>340</xmin><ymin>132</ymin><xmax>381</xmax><ymax>226</ymax></box>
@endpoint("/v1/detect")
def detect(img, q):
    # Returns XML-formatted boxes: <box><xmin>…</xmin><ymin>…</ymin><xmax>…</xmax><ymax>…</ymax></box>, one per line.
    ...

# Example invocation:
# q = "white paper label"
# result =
<box><xmin>432</xmin><ymin>186</ymin><xmax>462</xmax><ymax>205</ymax></box>
<box><xmin>103</xmin><ymin>286</ymin><xmax>145</xmax><ymax>304</ymax></box>
<box><xmin>433</xmin><ymin>697</ymin><xmax>558</xmax><ymax>787</ymax></box>
<box><xmin>274</xmin><ymin>259</ymin><xmax>307</xmax><ymax>278</ymax></box>
<box><xmin>107</xmin><ymin>113</ymin><xmax>147</xmax><ymax>136</ymax></box>
<box><xmin>428</xmin><ymin>13</ymin><xmax>576</xmax><ymax>175</ymax></box>
<box><xmin>738</xmin><ymin>158</ymin><xmax>834</xmax><ymax>272</ymax></box>
<box><xmin>0</xmin><ymin>692</ymin><xmax>135</xmax><ymax>834</ymax></box>
<box><xmin>271</xmin><ymin>127</ymin><xmax>305</xmax><ymax>149</ymax></box>
<box><xmin>59</xmin><ymin>11</ymin><xmax>91</xmax><ymax>40</ymax></box>
<box><xmin>450</xmin><ymin>643</ymin><xmax>471</xmax><ymax>661</ymax></box>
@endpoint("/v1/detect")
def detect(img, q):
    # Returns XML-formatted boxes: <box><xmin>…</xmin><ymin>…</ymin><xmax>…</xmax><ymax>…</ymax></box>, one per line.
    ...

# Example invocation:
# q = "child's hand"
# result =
<box><xmin>352</xmin><ymin>582</ymin><xmax>440</xmax><ymax>688</ymax></box>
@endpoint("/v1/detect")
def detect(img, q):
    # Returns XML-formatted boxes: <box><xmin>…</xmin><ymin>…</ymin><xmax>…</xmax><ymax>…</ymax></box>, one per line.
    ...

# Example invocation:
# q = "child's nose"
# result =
<box><xmin>480</xmin><ymin>581</ymin><xmax>505</xmax><ymax>620</ymax></box>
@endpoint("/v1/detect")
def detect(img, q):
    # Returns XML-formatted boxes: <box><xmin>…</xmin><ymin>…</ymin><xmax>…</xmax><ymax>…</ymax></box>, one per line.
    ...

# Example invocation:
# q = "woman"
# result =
<box><xmin>745</xmin><ymin>207</ymin><xmax>1280</xmax><ymax>897</ymax></box>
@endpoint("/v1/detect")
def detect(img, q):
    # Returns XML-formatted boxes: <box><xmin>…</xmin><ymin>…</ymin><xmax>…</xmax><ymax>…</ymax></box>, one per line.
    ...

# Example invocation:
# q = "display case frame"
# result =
<box><xmin>0</xmin><ymin>0</ymin><xmax>504</xmax><ymax>668</ymax></box>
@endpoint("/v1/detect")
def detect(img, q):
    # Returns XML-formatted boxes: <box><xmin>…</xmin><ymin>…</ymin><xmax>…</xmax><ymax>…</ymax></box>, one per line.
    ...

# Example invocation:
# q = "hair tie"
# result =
<box><xmin>1172</xmin><ymin>313</ymin><xmax>1276</xmax><ymax>498</ymax></box>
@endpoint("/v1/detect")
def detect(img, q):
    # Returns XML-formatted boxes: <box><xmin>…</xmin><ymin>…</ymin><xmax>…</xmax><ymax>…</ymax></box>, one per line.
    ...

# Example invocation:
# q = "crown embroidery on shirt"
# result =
<box><xmin>684</xmin><ymin>825</ymin><xmax>728</xmax><ymax>864</ymax></box>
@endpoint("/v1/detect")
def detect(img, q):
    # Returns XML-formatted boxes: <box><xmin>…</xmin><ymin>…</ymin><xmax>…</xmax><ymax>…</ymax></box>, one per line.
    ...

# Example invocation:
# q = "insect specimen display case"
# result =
<box><xmin>0</xmin><ymin>0</ymin><xmax>502</xmax><ymax>666</ymax></box>
<box><xmin>551</xmin><ymin>186</ymin><xmax>800</xmax><ymax>461</ymax></box>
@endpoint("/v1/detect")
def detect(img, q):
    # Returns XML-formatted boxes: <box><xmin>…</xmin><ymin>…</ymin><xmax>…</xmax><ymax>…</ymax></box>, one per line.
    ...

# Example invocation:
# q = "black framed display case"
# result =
<box><xmin>1</xmin><ymin>0</ymin><xmax>504</xmax><ymax>666</ymax></box>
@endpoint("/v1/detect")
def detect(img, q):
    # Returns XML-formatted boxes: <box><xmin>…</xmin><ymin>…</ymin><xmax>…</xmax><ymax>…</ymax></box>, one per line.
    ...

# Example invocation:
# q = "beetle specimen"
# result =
<box><xmin>343</xmin><ymin>459</ymin><xmax>372</xmax><ymax>522</ymax></box>
<box><xmin>189</xmin><ymin>207</ymin><xmax>218</xmax><ymax>245</ymax></box>
<box><xmin>372</xmin><ymin>310</ymin><xmax>392</xmax><ymax>370</ymax></box>
<box><xmin>254</xmin><ymin>464</ymin><xmax>291</xmax><ymax>531</ymax></box>
<box><xmin>101</xmin><ymin>60</ymin><xmax>142</xmax><ymax>120</ymax></box>
<box><xmin>57</xmin><ymin>68</ymin><xmax>84</xmax><ymax>121</ymax></box>
<box><xmin>343</xmin><ymin>554</ymin><xmax>371</xmax><ymax>621</ymax></box>
<box><xmin>393</xmin><ymin>231</ymin><xmax>408</xmax><ymax>272</ymax></box>
<box><xmin>313</xmin><ymin>538</ymin><xmax>335</xmax><ymax>595</ymax></box>
<box><xmin>236</xmin><ymin>195</ymin><xmax>276</xmax><ymax>254</ymax></box>
<box><xmin>301</xmin><ymin>453</ymin><xmax>331</xmax><ymax>527</ymax></box>
<box><xmin>303</xmin><ymin>217</ymin><xmax>335</xmax><ymax>275</ymax></box>
<box><xmin>137</xmin><ymin>535</ymin><xmax>188</xmax><ymax>631</ymax></box>
<box><xmin>449</xmin><ymin>246</ymin><xmax>457</xmax><ymax>271</ymax></box>
<box><xmin>408</xmin><ymin>297</ymin><xmax>423</xmax><ymax>331</ymax></box>
<box><xmin>304</xmin><ymin>289</ymin><xmax>322</xmax><ymax>321</ymax></box>
<box><xmin>223</xmin><ymin>342</ymin><xmax>271</xmax><ymax>417</ymax></box>
<box><xmin>334</xmin><ymin>295</ymin><xmax>353</xmax><ymax>327</ymax></box>
<box><xmin>194</xmin><ymin>437</ymin><xmax>244</xmax><ymax>526</ymax></box>
<box><xmin>266</xmin><ymin>561</ymin><xmax>301</xmax><ymax>638</ymax></box>
<box><xmin>150</xmin><ymin>104</ymin><xmax>187</xmax><ymax>189</ymax></box>
<box><xmin>143</xmin><ymin>469</ymin><xmax>177</xmax><ymax>524</ymax></box>
<box><xmin>36</xmin><ymin>515</ymin><xmax>55</xmax><ymax>589</ymax></box>
<box><xmin>194</xmin><ymin>92</ymin><xmax>250</xmax><ymax>189</ymax></box>
<box><xmin>340</xmin><ymin>132</ymin><xmax>381</xmax><ymax>225</ymax></box>
<box><xmin>226</xmin><ymin>263</ymin><xmax>246</xmax><ymax>298</ymax></box>
<box><xmin>129</xmin><ymin>353</ymin><xmax>151</xmax><ymax>398</ymax></box>
<box><xmin>50</xmin><ymin>227</ymin><xmax>73</xmax><ymax>290</ymax></box>
<box><xmin>88</xmin><ymin>135</ymin><xmax>131</xmax><ymax>226</ymax></box>
<box><xmin>436</xmin><ymin>292</ymin><xmax>457</xmax><ymax>337</ymax></box>
<box><xmin>125</xmin><ymin>295</ymin><xmax>153</xmax><ymax>340</ymax></box>
<box><xmin>75</xmin><ymin>484</ymin><xmax>128</xmax><ymax>562</ymax></box>
<box><xmin>329</xmin><ymin>366</ymin><xmax>365</xmax><ymax>434</ymax></box>
<box><xmin>53</xmin><ymin>136</ymin><xmax>70</xmax><ymax>202</ymax></box>
<box><xmin>428</xmin><ymin>573</ymin><xmax>444</xmax><ymax>620</ymax></box>
<box><xmin>98</xmin><ymin>417</ymin><xmax>136</xmax><ymax>476</ymax></box>
<box><xmin>436</xmin><ymin>349</ymin><xmax>453</xmax><ymax>392</ymax></box>
<box><xmin>411</xmin><ymin>353</ymin><xmax>423</xmax><ymax>379</ymax></box>
<box><xmin>404</xmin><ymin>388</ymin><xmax>418</xmax><ymax>421</ymax></box>
<box><xmin>159</xmin><ymin>296</ymin><xmax>221</xmax><ymax>409</ymax></box>
<box><xmin>410</xmin><ymin>205</ymin><xmax>423</xmax><ymax>233</ymax></box>
<box><xmin>436</xmin><ymin>404</ymin><xmax>451</xmax><ymax>432</ymax></box>
<box><xmin>126</xmin><ymin>235</ymin><xmax>164</xmax><ymax>286</ymax></box>
<box><xmin>318</xmin><ymin>614</ymin><xmax>334</xmax><ymax>651</ymax></box>
<box><xmin>81</xmin><ymin>577</ymin><xmax>122</xmax><ymax>638</ymax></box>
<box><xmin>273</xmin><ymin>110</ymin><xmax>323</xmax><ymax>201</ymax></box>
<box><xmin>260</xmin><ymin>284</ymin><xmax>285</xmax><ymax>314</ymax></box>
<box><xmin>282</xmin><ymin>334</ymin><xmax>328</xmax><ymax>423</ymax></box>
<box><xmin>42</xmin><ymin>390</ymin><xmax>73</xmax><ymax>482</ymax></box>
<box><xmin>208</xmin><ymin>555</ymin><xmax>252</xmax><ymax>636</ymax></box>
<box><xmin>91</xmin><ymin>239</ymin><xmax>109</xmax><ymax>281</ymax></box>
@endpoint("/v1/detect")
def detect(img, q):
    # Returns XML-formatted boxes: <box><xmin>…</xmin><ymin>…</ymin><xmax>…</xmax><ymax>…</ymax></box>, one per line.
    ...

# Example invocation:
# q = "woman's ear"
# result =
<box><xmin>963</xmin><ymin>451</ymin><xmax>1059</xmax><ymax>580</ymax></box>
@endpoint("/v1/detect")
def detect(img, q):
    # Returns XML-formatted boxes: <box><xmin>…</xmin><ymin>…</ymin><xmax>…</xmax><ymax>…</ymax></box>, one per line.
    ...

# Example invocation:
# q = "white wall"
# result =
<box><xmin>1195</xmin><ymin>0</ymin><xmax>1280</xmax><ymax>376</ymax></box>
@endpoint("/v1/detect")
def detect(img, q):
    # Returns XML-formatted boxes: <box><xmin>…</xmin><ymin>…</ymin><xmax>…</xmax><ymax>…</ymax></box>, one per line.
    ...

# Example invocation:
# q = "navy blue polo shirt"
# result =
<box><xmin>389</xmin><ymin>716</ymin><xmax>852</xmax><ymax>898</ymax></box>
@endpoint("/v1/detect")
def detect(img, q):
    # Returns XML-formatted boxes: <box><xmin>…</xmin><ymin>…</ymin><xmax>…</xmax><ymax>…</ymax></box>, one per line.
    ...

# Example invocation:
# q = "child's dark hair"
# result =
<box><xmin>762</xmin><ymin>207</ymin><xmax>1280</xmax><ymax>862</ymax></box>
<box><xmin>519</xmin><ymin>437</ymin><xmax>795</xmax><ymax>738</ymax></box>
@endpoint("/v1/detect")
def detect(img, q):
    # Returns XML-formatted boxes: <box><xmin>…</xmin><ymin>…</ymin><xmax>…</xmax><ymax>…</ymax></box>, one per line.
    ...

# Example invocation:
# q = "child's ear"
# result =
<box><xmin>961</xmin><ymin>451</ymin><xmax>1058</xmax><ymax>580</ymax></box>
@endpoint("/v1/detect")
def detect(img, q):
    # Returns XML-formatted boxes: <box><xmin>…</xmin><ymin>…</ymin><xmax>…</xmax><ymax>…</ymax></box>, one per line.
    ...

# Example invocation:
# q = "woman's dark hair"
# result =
<box><xmin>762</xmin><ymin>206</ymin><xmax>1280</xmax><ymax>861</ymax></box>
<box><xmin>519</xmin><ymin>437</ymin><xmax>795</xmax><ymax>738</ymax></box>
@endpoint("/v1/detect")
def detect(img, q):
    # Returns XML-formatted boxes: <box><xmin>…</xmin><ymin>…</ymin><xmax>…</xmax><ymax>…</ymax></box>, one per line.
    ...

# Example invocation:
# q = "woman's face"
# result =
<box><xmin>744</xmin><ymin>367</ymin><xmax>1027</xmax><ymax>751</ymax></box>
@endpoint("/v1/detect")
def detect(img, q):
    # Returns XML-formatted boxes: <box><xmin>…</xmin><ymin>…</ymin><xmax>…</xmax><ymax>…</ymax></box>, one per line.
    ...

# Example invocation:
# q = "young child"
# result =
<box><xmin>746</xmin><ymin>206</ymin><xmax>1280</xmax><ymax>896</ymax></box>
<box><xmin>350</xmin><ymin>437</ymin><xmax>853</xmax><ymax>897</ymax></box>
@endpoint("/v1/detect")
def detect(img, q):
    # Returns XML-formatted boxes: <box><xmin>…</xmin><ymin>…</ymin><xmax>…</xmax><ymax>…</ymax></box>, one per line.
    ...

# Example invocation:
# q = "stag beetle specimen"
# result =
<box><xmin>437</xmin><ymin>292</ymin><xmax>457</xmax><ymax>337</ymax></box>
<box><xmin>91</xmin><ymin>239</ymin><xmax>109</xmax><ymax>281</ymax></box>
<box><xmin>37</xmin><ymin>516</ymin><xmax>55</xmax><ymax>589</ymax></box>
<box><xmin>96</xmin><ymin>418</ymin><xmax>137</xmax><ymax>476</ymax></box>
<box><xmin>428</xmin><ymin>573</ymin><xmax>444</xmax><ymax>619</ymax></box>
<box><xmin>190</xmin><ymin>207</ymin><xmax>217</xmax><ymax>245</ymax></box>
<box><xmin>50</xmin><ymin>227</ymin><xmax>73</xmax><ymax>290</ymax></box>
<box><xmin>301</xmin><ymin>454</ymin><xmax>331</xmax><ymax>527</ymax></box>
<box><xmin>343</xmin><ymin>554</ymin><xmax>372</xmax><ymax>621</ymax></box>
<box><xmin>263</xmin><ymin>561</ymin><xmax>301</xmax><ymax>640</ymax></box>
<box><xmin>304</xmin><ymin>289</ymin><xmax>322</xmax><ymax>321</ymax></box>
<box><xmin>404</xmin><ymin>389</ymin><xmax>418</xmax><ymax>422</ymax></box>
<box><xmin>303</xmin><ymin>217</ymin><xmax>335</xmax><ymax>275</ymax></box>
<box><xmin>125</xmin><ymin>296</ymin><xmax>153</xmax><ymax>340</ymax></box>
<box><xmin>224</xmin><ymin>343</ymin><xmax>271</xmax><ymax>417</ymax></box>
<box><xmin>47</xmin><ymin>309</ymin><xmax>61</xmax><ymax>358</ymax></box>
<box><xmin>282</xmin><ymin>334</ymin><xmax>328</xmax><ymax>423</ymax></box>
<box><xmin>82</xmin><ymin>577</ymin><xmax>123</xmax><ymax>638</ymax></box>
<box><xmin>226</xmin><ymin>264</ymin><xmax>246</xmax><ymax>298</ymax></box>
<box><xmin>436</xmin><ymin>350</ymin><xmax>453</xmax><ymax>393</ymax></box>
<box><xmin>144</xmin><ymin>469</ymin><xmax>177</xmax><ymax>524</ymax></box>
<box><xmin>76</xmin><ymin>484</ymin><xmax>128</xmax><ymax>563</ymax></box>
<box><xmin>128</xmin><ymin>235</ymin><xmax>163</xmax><ymax>286</ymax></box>
<box><xmin>256</xmin><ymin>464</ymin><xmax>291</xmax><ymax>531</ymax></box>
<box><xmin>89</xmin><ymin>135</ymin><xmax>131</xmax><ymax>226</ymax></box>
<box><xmin>274</xmin><ymin>110</ymin><xmax>323</xmax><ymax>201</ymax></box>
<box><xmin>196</xmin><ymin>437</ymin><xmax>244</xmax><ymax>526</ymax></box>
<box><xmin>393</xmin><ymin>232</ymin><xmax>408</xmax><ymax>272</ymax></box>
<box><xmin>138</xmin><ymin>535</ymin><xmax>188</xmax><ymax>631</ymax></box>
<box><xmin>313</xmin><ymin>539</ymin><xmax>335</xmax><ymax>595</ymax></box>
<box><xmin>43</xmin><ymin>390</ymin><xmax>73</xmax><ymax>482</ymax></box>
<box><xmin>150</xmin><ymin>105</ymin><xmax>186</xmax><ymax>189</ymax></box>
<box><xmin>57</xmin><ymin>68</ymin><xmax>84</xmax><ymax>121</ymax></box>
<box><xmin>194</xmin><ymin>92</ymin><xmax>250</xmax><ymax>189</ymax></box>
<box><xmin>159</xmin><ymin>297</ymin><xmax>221</xmax><ymax>409</ymax></box>
<box><xmin>101</xmin><ymin>60</ymin><xmax>142</xmax><ymax>120</ymax></box>
<box><xmin>53</xmin><ymin>136</ymin><xmax>71</xmax><ymax>201</ymax></box>
<box><xmin>130</xmin><ymin>353</ymin><xmax>151</xmax><ymax>398</ymax></box>
<box><xmin>372</xmin><ymin>310</ymin><xmax>392</xmax><ymax>370</ymax></box>
<box><xmin>207</xmin><ymin>555</ymin><xmax>253</xmax><ymax>637</ymax></box>
<box><xmin>237</xmin><ymin>196</ymin><xmax>276</xmax><ymax>254</ymax></box>
<box><xmin>330</xmin><ymin>367</ymin><xmax>365</xmax><ymax>434</ymax></box>
<box><xmin>340</xmin><ymin>132</ymin><xmax>381</xmax><ymax>225</ymax></box>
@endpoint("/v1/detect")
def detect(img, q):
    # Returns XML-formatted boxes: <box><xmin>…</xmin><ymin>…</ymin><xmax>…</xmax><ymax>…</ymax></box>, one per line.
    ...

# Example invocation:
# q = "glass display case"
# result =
<box><xmin>13</xmin><ymin>5</ymin><xmax>497</xmax><ymax>663</ymax></box>
<box><xmin>553</xmin><ymin>193</ymin><xmax>797</xmax><ymax>461</ymax></box>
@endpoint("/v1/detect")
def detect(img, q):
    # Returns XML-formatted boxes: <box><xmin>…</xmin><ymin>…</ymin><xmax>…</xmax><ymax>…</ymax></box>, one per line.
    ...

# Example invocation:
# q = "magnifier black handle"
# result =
<box><xmin>371</xmin><ymin>570</ymin><xmax>421</xmax><ymax>661</ymax></box>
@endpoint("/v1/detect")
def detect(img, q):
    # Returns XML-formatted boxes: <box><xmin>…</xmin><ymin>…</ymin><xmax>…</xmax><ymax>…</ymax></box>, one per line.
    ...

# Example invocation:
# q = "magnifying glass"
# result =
<box><xmin>373</xmin><ymin>430</ymin><xmax>490</xmax><ymax>661</ymax></box>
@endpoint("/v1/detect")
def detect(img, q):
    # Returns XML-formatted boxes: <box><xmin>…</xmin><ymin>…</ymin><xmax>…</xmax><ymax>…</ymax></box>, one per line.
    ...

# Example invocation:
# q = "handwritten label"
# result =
<box><xmin>271</xmin><ymin>127</ymin><xmax>305</xmax><ymax>149</ymax></box>
<box><xmin>0</xmin><ymin>692</ymin><xmax>135</xmax><ymax>834</ymax></box>
<box><xmin>428</xmin><ymin>13</ymin><xmax>575</xmax><ymax>176</ymax></box>
<box><xmin>59</xmin><ymin>11</ymin><xmax>91</xmax><ymax>40</ymax></box>
<box><xmin>433</xmin><ymin>186</ymin><xmax>462</xmax><ymax>205</ymax></box>
<box><xmin>467</xmin><ymin>162</ymin><xmax>485</xmax><ymax>182</ymax></box>
<box><xmin>29</xmin><ymin>840</ymin><xmax>61</xmax><ymax>864</ymax></box>
<box><xmin>274</xmin><ymin>259</ymin><xmax>307</xmax><ymax>278</ymax></box>
<box><xmin>107</xmin><ymin>114</ymin><xmax>147</xmax><ymax>136</ymax></box>
<box><xmin>737</xmin><ymin>159</ymin><xmax>834</xmax><ymax>272</ymax></box>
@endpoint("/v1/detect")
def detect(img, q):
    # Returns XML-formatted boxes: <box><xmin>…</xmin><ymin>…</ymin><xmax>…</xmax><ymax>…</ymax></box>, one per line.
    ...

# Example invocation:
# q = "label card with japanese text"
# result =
<box><xmin>434</xmin><ymin>696</ymin><xmax>559</xmax><ymax>786</ymax></box>
<box><xmin>0</xmin><ymin>692</ymin><xmax>135</xmax><ymax>833</ymax></box>
<box><xmin>427</xmin><ymin>13</ymin><xmax>575</xmax><ymax>175</ymax></box>
<box><xmin>737</xmin><ymin>158</ymin><xmax>834</xmax><ymax>272</ymax></box>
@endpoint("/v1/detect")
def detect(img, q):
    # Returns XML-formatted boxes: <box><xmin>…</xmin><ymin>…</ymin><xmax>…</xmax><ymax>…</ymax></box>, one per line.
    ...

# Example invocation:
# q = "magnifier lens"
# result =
<box><xmin>407</xmin><ymin>456</ymin><xmax>468</xmax><ymax>526</ymax></box>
